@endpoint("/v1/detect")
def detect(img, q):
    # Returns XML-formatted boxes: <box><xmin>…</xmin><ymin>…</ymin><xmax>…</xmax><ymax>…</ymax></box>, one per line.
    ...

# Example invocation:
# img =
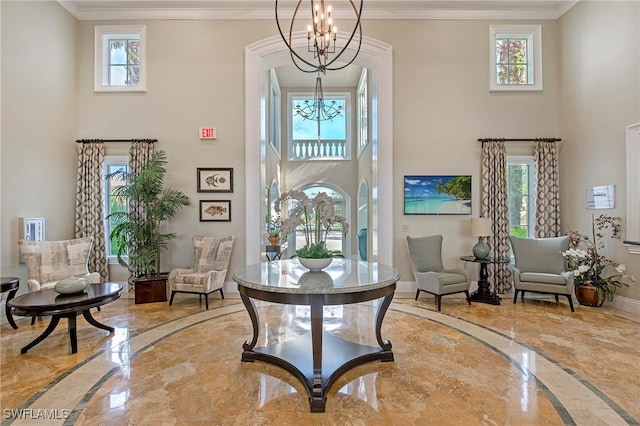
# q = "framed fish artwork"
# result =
<box><xmin>197</xmin><ymin>168</ymin><xmax>233</xmax><ymax>193</ymax></box>
<box><xmin>200</xmin><ymin>200</ymin><xmax>231</xmax><ymax>222</ymax></box>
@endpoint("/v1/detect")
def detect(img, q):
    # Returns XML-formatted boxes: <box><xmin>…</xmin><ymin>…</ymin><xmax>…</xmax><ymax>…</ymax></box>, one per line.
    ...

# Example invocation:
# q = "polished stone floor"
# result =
<box><xmin>1</xmin><ymin>289</ymin><xmax>639</xmax><ymax>425</ymax></box>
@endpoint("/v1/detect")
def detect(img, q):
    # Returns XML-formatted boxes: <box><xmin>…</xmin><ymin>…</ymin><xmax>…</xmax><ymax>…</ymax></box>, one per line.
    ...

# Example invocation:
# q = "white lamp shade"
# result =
<box><xmin>471</xmin><ymin>217</ymin><xmax>492</xmax><ymax>237</ymax></box>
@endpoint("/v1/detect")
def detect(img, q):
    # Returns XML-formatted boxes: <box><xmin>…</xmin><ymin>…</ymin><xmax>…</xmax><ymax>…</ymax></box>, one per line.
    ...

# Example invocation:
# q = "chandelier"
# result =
<box><xmin>294</xmin><ymin>75</ymin><xmax>344</xmax><ymax>122</ymax></box>
<box><xmin>275</xmin><ymin>0</ymin><xmax>363</xmax><ymax>75</ymax></box>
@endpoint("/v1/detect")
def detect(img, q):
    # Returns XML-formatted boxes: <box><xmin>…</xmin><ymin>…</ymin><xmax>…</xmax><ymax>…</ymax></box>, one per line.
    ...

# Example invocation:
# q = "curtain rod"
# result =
<box><xmin>75</xmin><ymin>138</ymin><xmax>158</xmax><ymax>143</ymax></box>
<box><xmin>477</xmin><ymin>138</ymin><xmax>561</xmax><ymax>143</ymax></box>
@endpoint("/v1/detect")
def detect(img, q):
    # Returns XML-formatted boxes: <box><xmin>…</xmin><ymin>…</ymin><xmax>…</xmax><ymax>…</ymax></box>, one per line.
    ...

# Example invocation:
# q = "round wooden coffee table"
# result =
<box><xmin>1</xmin><ymin>277</ymin><xmax>20</xmax><ymax>329</ymax></box>
<box><xmin>8</xmin><ymin>283</ymin><xmax>122</xmax><ymax>354</ymax></box>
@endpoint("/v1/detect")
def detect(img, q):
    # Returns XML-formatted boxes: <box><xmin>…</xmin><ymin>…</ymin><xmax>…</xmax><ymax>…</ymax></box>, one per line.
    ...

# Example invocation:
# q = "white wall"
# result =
<box><xmin>0</xmin><ymin>1</ymin><xmax>79</xmax><ymax>288</ymax></box>
<box><xmin>2</xmin><ymin>2</ymin><xmax>637</xmax><ymax>305</ymax></box>
<box><xmin>559</xmin><ymin>0</ymin><xmax>640</xmax><ymax>301</ymax></box>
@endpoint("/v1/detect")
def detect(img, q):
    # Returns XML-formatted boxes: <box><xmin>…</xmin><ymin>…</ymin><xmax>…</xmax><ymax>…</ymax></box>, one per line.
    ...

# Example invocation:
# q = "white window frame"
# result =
<box><xmin>94</xmin><ymin>25</ymin><xmax>146</xmax><ymax>93</ymax></box>
<box><xmin>269</xmin><ymin>69</ymin><xmax>281</xmax><ymax>158</ymax></box>
<box><xmin>490</xmin><ymin>25</ymin><xmax>542</xmax><ymax>92</ymax></box>
<box><xmin>357</xmin><ymin>68</ymin><xmax>368</xmax><ymax>158</ymax></box>
<box><xmin>287</xmin><ymin>92</ymin><xmax>351</xmax><ymax>161</ymax></box>
<box><xmin>507</xmin><ymin>156</ymin><xmax>536</xmax><ymax>238</ymax></box>
<box><xmin>626</xmin><ymin>123</ymin><xmax>640</xmax><ymax>254</ymax></box>
<box><xmin>104</xmin><ymin>155</ymin><xmax>129</xmax><ymax>261</ymax></box>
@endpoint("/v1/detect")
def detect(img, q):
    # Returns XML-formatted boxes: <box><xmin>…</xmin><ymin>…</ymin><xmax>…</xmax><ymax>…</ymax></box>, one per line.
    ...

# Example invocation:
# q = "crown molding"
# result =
<box><xmin>56</xmin><ymin>1</ymin><xmax>579</xmax><ymax>21</ymax></box>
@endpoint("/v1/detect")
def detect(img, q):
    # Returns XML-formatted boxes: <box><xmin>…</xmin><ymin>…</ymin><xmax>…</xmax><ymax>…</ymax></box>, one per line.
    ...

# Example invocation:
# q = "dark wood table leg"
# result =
<box><xmin>469</xmin><ymin>263</ymin><xmax>501</xmax><ymax>305</ymax></box>
<box><xmin>375</xmin><ymin>292</ymin><xmax>394</xmax><ymax>352</ymax></box>
<box><xmin>68</xmin><ymin>314</ymin><xmax>78</xmax><ymax>354</ymax></box>
<box><xmin>309</xmin><ymin>295</ymin><xmax>325</xmax><ymax>412</ymax></box>
<box><xmin>82</xmin><ymin>309</ymin><xmax>115</xmax><ymax>332</ymax></box>
<box><xmin>5</xmin><ymin>288</ymin><xmax>19</xmax><ymax>329</ymax></box>
<box><xmin>240</xmin><ymin>293</ymin><xmax>260</xmax><ymax>354</ymax></box>
<box><xmin>21</xmin><ymin>316</ymin><xmax>61</xmax><ymax>354</ymax></box>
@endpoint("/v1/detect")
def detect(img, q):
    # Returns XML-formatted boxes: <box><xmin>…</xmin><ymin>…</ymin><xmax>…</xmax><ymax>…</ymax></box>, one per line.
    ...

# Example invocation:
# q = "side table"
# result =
<box><xmin>460</xmin><ymin>256</ymin><xmax>510</xmax><ymax>305</ymax></box>
<box><xmin>1</xmin><ymin>277</ymin><xmax>20</xmax><ymax>329</ymax></box>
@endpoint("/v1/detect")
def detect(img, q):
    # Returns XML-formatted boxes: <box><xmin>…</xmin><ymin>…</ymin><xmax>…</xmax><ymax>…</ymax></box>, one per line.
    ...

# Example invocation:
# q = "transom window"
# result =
<box><xmin>490</xmin><ymin>25</ymin><xmax>542</xmax><ymax>91</ymax></box>
<box><xmin>288</xmin><ymin>93</ymin><xmax>350</xmax><ymax>160</ymax></box>
<box><xmin>95</xmin><ymin>25</ymin><xmax>146</xmax><ymax>92</ymax></box>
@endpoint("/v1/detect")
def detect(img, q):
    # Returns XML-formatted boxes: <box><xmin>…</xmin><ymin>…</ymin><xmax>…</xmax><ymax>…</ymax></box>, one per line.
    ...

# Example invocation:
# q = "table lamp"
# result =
<box><xmin>471</xmin><ymin>217</ymin><xmax>492</xmax><ymax>260</ymax></box>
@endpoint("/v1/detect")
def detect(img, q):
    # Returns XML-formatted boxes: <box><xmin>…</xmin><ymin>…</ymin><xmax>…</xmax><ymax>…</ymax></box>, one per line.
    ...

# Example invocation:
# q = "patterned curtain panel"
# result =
<box><xmin>534</xmin><ymin>141</ymin><xmax>561</xmax><ymax>237</ymax></box>
<box><xmin>75</xmin><ymin>142</ymin><xmax>108</xmax><ymax>282</ymax></box>
<box><xmin>128</xmin><ymin>141</ymin><xmax>155</xmax><ymax>259</ymax></box>
<box><xmin>481</xmin><ymin>141</ymin><xmax>512</xmax><ymax>294</ymax></box>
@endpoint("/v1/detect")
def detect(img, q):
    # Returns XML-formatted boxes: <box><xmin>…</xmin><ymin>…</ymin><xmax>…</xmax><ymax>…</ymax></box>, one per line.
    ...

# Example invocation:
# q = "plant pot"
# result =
<box><xmin>268</xmin><ymin>235</ymin><xmax>280</xmax><ymax>245</ymax></box>
<box><xmin>298</xmin><ymin>257</ymin><xmax>333</xmax><ymax>271</ymax></box>
<box><xmin>575</xmin><ymin>284</ymin><xmax>605</xmax><ymax>307</ymax></box>
<box><xmin>133</xmin><ymin>273</ymin><xmax>168</xmax><ymax>304</ymax></box>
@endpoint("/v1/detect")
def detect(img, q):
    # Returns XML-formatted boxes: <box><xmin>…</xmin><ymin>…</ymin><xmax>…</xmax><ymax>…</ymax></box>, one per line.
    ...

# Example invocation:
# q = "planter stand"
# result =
<box><xmin>134</xmin><ymin>274</ymin><xmax>168</xmax><ymax>304</ymax></box>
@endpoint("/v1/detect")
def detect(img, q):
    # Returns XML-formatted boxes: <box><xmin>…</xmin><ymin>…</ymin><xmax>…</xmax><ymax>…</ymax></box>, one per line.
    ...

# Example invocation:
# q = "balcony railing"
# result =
<box><xmin>290</xmin><ymin>140</ymin><xmax>348</xmax><ymax>160</ymax></box>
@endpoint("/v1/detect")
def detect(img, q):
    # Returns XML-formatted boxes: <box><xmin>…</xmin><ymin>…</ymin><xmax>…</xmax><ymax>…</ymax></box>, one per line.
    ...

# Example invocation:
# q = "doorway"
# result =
<box><xmin>244</xmin><ymin>33</ymin><xmax>393</xmax><ymax>265</ymax></box>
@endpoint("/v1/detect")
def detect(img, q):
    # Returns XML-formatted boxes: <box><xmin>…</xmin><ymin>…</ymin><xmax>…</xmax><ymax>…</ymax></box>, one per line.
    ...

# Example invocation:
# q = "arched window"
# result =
<box><xmin>284</xmin><ymin>184</ymin><xmax>350</xmax><ymax>258</ymax></box>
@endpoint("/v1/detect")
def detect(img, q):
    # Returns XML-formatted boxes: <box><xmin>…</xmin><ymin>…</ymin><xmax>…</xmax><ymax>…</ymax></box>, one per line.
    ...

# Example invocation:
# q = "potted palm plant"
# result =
<box><xmin>108</xmin><ymin>150</ymin><xmax>191</xmax><ymax>303</ymax></box>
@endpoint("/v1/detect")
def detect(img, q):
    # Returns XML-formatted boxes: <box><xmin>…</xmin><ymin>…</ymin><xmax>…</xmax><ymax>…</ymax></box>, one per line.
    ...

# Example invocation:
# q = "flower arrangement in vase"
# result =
<box><xmin>267</xmin><ymin>213</ymin><xmax>282</xmax><ymax>245</ymax></box>
<box><xmin>274</xmin><ymin>190</ymin><xmax>349</xmax><ymax>262</ymax></box>
<box><xmin>562</xmin><ymin>214</ymin><xmax>636</xmax><ymax>305</ymax></box>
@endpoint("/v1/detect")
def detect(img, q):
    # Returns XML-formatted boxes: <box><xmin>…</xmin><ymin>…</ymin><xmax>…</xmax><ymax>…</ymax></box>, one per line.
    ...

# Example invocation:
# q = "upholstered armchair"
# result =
<box><xmin>18</xmin><ymin>237</ymin><xmax>102</xmax><ymax>324</ymax></box>
<box><xmin>168</xmin><ymin>235</ymin><xmax>235</xmax><ymax>310</ymax></box>
<box><xmin>509</xmin><ymin>235</ymin><xmax>575</xmax><ymax>312</ymax></box>
<box><xmin>406</xmin><ymin>235</ymin><xmax>471</xmax><ymax>311</ymax></box>
<box><xmin>18</xmin><ymin>237</ymin><xmax>101</xmax><ymax>292</ymax></box>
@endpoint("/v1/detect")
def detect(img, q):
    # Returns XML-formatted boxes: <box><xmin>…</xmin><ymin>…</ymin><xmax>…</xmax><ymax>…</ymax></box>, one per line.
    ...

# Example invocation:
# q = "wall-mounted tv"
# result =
<box><xmin>404</xmin><ymin>175</ymin><xmax>472</xmax><ymax>215</ymax></box>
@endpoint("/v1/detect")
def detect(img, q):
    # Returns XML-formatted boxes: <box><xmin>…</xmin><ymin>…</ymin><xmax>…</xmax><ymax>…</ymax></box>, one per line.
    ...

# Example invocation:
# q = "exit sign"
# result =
<box><xmin>199</xmin><ymin>127</ymin><xmax>216</xmax><ymax>139</ymax></box>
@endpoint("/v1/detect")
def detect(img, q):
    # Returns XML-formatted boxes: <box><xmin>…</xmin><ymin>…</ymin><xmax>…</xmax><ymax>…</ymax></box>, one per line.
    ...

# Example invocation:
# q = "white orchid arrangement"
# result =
<box><xmin>562</xmin><ymin>214</ymin><xmax>636</xmax><ymax>302</ymax></box>
<box><xmin>274</xmin><ymin>190</ymin><xmax>349</xmax><ymax>259</ymax></box>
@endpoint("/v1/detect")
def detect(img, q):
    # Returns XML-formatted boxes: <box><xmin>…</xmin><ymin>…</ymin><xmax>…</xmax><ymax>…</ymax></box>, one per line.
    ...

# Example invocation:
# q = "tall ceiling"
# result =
<box><xmin>57</xmin><ymin>0</ymin><xmax>578</xmax><ymax>87</ymax></box>
<box><xmin>58</xmin><ymin>1</ymin><xmax>578</xmax><ymax>21</ymax></box>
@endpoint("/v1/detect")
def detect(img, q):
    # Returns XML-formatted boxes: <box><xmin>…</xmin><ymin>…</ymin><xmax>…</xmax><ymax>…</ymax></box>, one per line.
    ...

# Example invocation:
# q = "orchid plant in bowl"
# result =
<box><xmin>274</xmin><ymin>189</ymin><xmax>349</xmax><ymax>259</ymax></box>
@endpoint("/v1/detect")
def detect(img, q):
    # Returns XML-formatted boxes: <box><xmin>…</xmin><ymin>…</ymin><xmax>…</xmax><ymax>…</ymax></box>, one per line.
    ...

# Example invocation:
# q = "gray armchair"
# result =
<box><xmin>168</xmin><ymin>235</ymin><xmax>235</xmax><ymax>310</ymax></box>
<box><xmin>406</xmin><ymin>235</ymin><xmax>471</xmax><ymax>311</ymax></box>
<box><xmin>509</xmin><ymin>235</ymin><xmax>575</xmax><ymax>312</ymax></box>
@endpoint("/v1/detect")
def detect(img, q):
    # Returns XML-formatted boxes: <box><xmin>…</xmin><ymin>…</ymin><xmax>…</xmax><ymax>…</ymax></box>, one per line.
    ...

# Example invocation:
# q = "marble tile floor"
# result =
<box><xmin>1</xmin><ymin>291</ymin><xmax>639</xmax><ymax>426</ymax></box>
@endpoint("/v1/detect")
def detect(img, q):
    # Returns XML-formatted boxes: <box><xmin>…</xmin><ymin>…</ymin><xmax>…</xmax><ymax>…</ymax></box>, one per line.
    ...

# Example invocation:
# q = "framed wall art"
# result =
<box><xmin>200</xmin><ymin>200</ymin><xmax>231</xmax><ymax>222</ymax></box>
<box><xmin>197</xmin><ymin>168</ymin><xmax>233</xmax><ymax>193</ymax></box>
<box><xmin>404</xmin><ymin>175</ymin><xmax>472</xmax><ymax>215</ymax></box>
<box><xmin>586</xmin><ymin>184</ymin><xmax>615</xmax><ymax>210</ymax></box>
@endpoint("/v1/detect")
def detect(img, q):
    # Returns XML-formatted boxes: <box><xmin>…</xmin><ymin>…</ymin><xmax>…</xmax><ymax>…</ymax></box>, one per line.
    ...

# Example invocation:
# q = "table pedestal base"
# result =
<box><xmin>20</xmin><ymin>310</ymin><xmax>114</xmax><ymax>354</ymax></box>
<box><xmin>469</xmin><ymin>290</ymin><xmax>501</xmax><ymax>305</ymax></box>
<box><xmin>242</xmin><ymin>330</ymin><xmax>393</xmax><ymax>412</ymax></box>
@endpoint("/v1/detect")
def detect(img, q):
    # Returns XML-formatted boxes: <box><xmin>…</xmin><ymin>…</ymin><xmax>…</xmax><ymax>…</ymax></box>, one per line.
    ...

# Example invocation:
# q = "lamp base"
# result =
<box><xmin>472</xmin><ymin>238</ymin><xmax>489</xmax><ymax>260</ymax></box>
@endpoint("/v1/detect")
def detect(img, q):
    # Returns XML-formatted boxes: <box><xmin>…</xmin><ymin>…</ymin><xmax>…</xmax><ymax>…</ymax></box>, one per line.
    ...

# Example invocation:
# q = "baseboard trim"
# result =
<box><xmin>607</xmin><ymin>295</ymin><xmax>640</xmax><ymax>316</ymax></box>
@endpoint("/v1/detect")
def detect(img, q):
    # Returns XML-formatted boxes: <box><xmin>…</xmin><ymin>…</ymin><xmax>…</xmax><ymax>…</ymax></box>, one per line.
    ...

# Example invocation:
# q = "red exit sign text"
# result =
<box><xmin>199</xmin><ymin>127</ymin><xmax>216</xmax><ymax>139</ymax></box>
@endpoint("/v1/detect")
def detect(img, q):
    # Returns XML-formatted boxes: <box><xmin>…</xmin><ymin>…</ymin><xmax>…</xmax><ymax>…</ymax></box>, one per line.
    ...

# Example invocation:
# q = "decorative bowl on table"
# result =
<box><xmin>298</xmin><ymin>257</ymin><xmax>333</xmax><ymax>271</ymax></box>
<box><xmin>54</xmin><ymin>277</ymin><xmax>90</xmax><ymax>295</ymax></box>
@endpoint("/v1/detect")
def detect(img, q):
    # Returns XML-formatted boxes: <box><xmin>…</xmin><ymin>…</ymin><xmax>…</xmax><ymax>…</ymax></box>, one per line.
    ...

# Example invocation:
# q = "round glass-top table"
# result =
<box><xmin>233</xmin><ymin>259</ymin><xmax>400</xmax><ymax>412</ymax></box>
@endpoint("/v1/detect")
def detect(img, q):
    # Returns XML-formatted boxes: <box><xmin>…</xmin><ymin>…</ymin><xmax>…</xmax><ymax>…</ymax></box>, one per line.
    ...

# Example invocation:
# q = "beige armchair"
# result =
<box><xmin>18</xmin><ymin>237</ymin><xmax>101</xmax><ymax>292</ymax></box>
<box><xmin>168</xmin><ymin>235</ymin><xmax>235</xmax><ymax>310</ymax></box>
<box><xmin>18</xmin><ymin>237</ymin><xmax>102</xmax><ymax>324</ymax></box>
<box><xmin>406</xmin><ymin>235</ymin><xmax>471</xmax><ymax>311</ymax></box>
<box><xmin>509</xmin><ymin>235</ymin><xmax>575</xmax><ymax>312</ymax></box>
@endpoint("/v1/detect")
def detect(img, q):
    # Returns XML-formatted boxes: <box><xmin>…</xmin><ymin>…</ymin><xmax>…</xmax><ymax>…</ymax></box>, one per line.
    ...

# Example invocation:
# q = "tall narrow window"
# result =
<box><xmin>357</xmin><ymin>68</ymin><xmax>368</xmax><ymax>157</ymax></box>
<box><xmin>104</xmin><ymin>156</ymin><xmax>129</xmax><ymax>258</ymax></box>
<box><xmin>490</xmin><ymin>25</ymin><xmax>542</xmax><ymax>91</ymax></box>
<box><xmin>95</xmin><ymin>25</ymin><xmax>146</xmax><ymax>92</ymax></box>
<box><xmin>506</xmin><ymin>156</ymin><xmax>535</xmax><ymax>238</ymax></box>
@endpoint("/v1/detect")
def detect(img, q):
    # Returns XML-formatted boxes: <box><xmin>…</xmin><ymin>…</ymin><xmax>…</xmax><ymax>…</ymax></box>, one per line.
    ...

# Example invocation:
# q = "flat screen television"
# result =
<box><xmin>404</xmin><ymin>175</ymin><xmax>472</xmax><ymax>215</ymax></box>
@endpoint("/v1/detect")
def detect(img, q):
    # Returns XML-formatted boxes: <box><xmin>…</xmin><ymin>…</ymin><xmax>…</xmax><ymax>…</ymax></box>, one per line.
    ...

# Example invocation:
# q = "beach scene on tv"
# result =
<box><xmin>404</xmin><ymin>175</ymin><xmax>472</xmax><ymax>215</ymax></box>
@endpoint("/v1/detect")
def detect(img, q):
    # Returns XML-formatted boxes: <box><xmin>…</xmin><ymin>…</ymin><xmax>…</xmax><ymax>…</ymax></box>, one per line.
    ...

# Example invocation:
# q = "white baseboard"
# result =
<box><xmin>607</xmin><ymin>295</ymin><xmax>640</xmax><ymax>316</ymax></box>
